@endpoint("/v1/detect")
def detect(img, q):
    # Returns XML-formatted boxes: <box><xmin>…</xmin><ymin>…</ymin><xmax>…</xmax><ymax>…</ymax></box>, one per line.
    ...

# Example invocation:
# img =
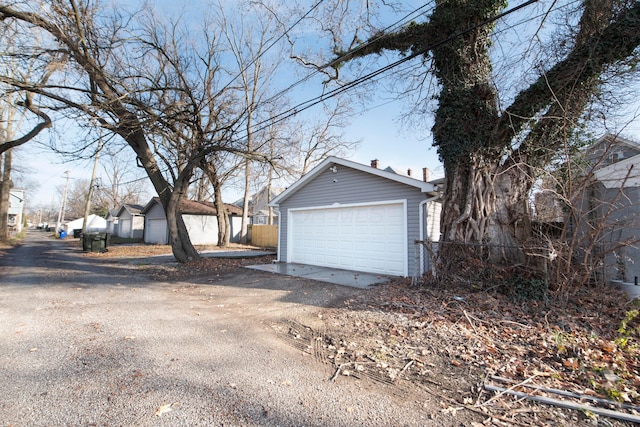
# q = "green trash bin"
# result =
<box><xmin>81</xmin><ymin>232</ymin><xmax>111</xmax><ymax>252</ymax></box>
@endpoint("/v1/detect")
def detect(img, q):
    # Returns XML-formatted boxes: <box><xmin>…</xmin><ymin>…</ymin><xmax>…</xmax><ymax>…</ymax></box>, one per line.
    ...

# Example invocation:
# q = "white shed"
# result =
<box><xmin>64</xmin><ymin>214</ymin><xmax>107</xmax><ymax>233</ymax></box>
<box><xmin>142</xmin><ymin>198</ymin><xmax>243</xmax><ymax>245</ymax></box>
<box><xmin>115</xmin><ymin>204</ymin><xmax>145</xmax><ymax>239</ymax></box>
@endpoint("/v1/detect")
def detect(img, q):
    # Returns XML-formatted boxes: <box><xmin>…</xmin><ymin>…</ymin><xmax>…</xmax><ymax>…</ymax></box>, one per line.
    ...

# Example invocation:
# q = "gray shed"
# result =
<box><xmin>270</xmin><ymin>157</ymin><xmax>441</xmax><ymax>277</ymax></box>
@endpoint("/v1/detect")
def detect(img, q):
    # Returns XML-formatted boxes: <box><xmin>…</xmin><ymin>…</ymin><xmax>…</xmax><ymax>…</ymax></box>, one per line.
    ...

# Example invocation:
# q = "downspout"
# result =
<box><xmin>419</xmin><ymin>195</ymin><xmax>441</xmax><ymax>276</ymax></box>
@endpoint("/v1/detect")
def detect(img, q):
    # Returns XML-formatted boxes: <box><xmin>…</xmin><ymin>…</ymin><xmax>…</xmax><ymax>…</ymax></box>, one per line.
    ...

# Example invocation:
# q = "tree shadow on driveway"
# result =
<box><xmin>0</xmin><ymin>231</ymin><xmax>367</xmax><ymax>312</ymax></box>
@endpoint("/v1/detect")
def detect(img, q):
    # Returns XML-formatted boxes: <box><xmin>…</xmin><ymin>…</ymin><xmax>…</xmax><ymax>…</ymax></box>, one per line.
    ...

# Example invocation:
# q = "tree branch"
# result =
<box><xmin>499</xmin><ymin>2</ymin><xmax>640</xmax><ymax>144</ymax></box>
<box><xmin>0</xmin><ymin>95</ymin><xmax>52</xmax><ymax>154</ymax></box>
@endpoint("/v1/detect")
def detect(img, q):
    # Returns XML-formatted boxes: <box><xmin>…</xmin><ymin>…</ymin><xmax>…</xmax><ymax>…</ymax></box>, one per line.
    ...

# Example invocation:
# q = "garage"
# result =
<box><xmin>288</xmin><ymin>202</ymin><xmax>406</xmax><ymax>275</ymax></box>
<box><xmin>270</xmin><ymin>156</ymin><xmax>441</xmax><ymax>278</ymax></box>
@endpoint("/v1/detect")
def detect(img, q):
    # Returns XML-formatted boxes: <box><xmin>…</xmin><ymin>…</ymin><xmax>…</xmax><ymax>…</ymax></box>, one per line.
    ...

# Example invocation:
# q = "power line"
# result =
<box><xmin>264</xmin><ymin>1</ymin><xmax>439</xmax><ymax>109</ymax></box>
<box><xmin>111</xmin><ymin>0</ymin><xmax>546</xmax><ymax>191</ymax></box>
<box><xmin>241</xmin><ymin>0</ymin><xmax>541</xmax><ymax>140</ymax></box>
<box><xmin>219</xmin><ymin>0</ymin><xmax>326</xmax><ymax>93</ymax></box>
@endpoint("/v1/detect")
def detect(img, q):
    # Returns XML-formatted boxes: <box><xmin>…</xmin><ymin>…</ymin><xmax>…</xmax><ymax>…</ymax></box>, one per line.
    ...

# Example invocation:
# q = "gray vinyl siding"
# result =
<box><xmin>599</xmin><ymin>186</ymin><xmax>640</xmax><ymax>284</ymax></box>
<box><xmin>277</xmin><ymin>164</ymin><xmax>430</xmax><ymax>277</ymax></box>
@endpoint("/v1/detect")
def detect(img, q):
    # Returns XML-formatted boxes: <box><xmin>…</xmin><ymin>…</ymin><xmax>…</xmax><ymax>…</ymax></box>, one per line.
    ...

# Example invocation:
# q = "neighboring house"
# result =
<box><xmin>269</xmin><ymin>157</ymin><xmax>442</xmax><ymax>277</ymax></box>
<box><xmin>142</xmin><ymin>197</ymin><xmax>243</xmax><ymax>245</ymax></box>
<box><xmin>105</xmin><ymin>209</ymin><xmax>119</xmax><ymax>235</ymax></box>
<box><xmin>234</xmin><ymin>186</ymin><xmax>283</xmax><ymax>225</ymax></box>
<box><xmin>115</xmin><ymin>204</ymin><xmax>145</xmax><ymax>239</ymax></box>
<box><xmin>8</xmin><ymin>189</ymin><xmax>25</xmax><ymax>233</ymax></box>
<box><xmin>584</xmin><ymin>134</ymin><xmax>640</xmax><ymax>284</ymax></box>
<box><xmin>63</xmin><ymin>214</ymin><xmax>107</xmax><ymax>233</ymax></box>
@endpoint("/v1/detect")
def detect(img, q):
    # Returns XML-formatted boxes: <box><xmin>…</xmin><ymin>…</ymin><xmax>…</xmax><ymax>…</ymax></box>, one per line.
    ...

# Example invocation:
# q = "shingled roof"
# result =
<box><xmin>142</xmin><ymin>197</ymin><xmax>242</xmax><ymax>216</ymax></box>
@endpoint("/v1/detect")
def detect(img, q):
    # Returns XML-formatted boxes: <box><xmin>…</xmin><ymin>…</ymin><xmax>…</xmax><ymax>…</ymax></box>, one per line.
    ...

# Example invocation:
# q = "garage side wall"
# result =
<box><xmin>183</xmin><ymin>214</ymin><xmax>219</xmax><ymax>245</ymax></box>
<box><xmin>277</xmin><ymin>166</ymin><xmax>428</xmax><ymax>276</ymax></box>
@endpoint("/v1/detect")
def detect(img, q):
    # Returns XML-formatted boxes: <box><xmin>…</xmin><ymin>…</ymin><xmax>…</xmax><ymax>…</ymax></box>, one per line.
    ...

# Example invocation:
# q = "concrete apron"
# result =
<box><xmin>246</xmin><ymin>262</ymin><xmax>391</xmax><ymax>289</ymax></box>
<box><xmin>611</xmin><ymin>280</ymin><xmax>640</xmax><ymax>300</ymax></box>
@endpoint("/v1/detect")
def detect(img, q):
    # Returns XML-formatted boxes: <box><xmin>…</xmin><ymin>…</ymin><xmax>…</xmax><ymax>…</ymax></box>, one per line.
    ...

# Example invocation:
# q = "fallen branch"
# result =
<box><xmin>463</xmin><ymin>310</ymin><xmax>479</xmax><ymax>335</ymax></box>
<box><xmin>490</xmin><ymin>375</ymin><xmax>640</xmax><ymax>412</ymax></box>
<box><xmin>330</xmin><ymin>363</ymin><xmax>351</xmax><ymax>381</ymax></box>
<box><xmin>484</xmin><ymin>384</ymin><xmax>640</xmax><ymax>423</ymax></box>
<box><xmin>480</xmin><ymin>375</ymin><xmax>536</xmax><ymax>407</ymax></box>
<box><xmin>417</xmin><ymin>382</ymin><xmax>530</xmax><ymax>427</ymax></box>
<box><xmin>400</xmin><ymin>359</ymin><xmax>414</xmax><ymax>374</ymax></box>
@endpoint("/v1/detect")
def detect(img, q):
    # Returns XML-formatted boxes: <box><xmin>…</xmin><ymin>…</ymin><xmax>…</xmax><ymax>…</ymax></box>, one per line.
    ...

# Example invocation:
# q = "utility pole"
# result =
<box><xmin>82</xmin><ymin>139</ymin><xmax>103</xmax><ymax>233</ymax></box>
<box><xmin>55</xmin><ymin>171</ymin><xmax>70</xmax><ymax>237</ymax></box>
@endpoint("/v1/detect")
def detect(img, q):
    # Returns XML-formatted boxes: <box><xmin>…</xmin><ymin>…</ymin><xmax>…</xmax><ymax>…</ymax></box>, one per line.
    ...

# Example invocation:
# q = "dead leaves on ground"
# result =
<box><xmin>320</xmin><ymin>278</ymin><xmax>640</xmax><ymax>424</ymax></box>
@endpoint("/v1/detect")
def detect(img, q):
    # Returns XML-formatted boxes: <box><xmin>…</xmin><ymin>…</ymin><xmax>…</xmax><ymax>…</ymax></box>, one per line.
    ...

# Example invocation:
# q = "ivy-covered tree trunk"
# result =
<box><xmin>431</xmin><ymin>0</ymin><xmax>529</xmax><ymax>267</ymax></box>
<box><xmin>440</xmin><ymin>156</ymin><xmax>533</xmax><ymax>267</ymax></box>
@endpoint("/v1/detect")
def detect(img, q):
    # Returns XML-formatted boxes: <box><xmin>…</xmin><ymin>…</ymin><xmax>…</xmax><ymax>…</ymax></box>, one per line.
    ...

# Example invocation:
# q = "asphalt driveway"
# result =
<box><xmin>0</xmin><ymin>231</ymin><xmax>442</xmax><ymax>426</ymax></box>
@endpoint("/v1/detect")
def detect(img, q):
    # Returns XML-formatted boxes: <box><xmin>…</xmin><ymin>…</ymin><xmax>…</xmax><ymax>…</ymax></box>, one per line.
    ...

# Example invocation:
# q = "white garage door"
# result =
<box><xmin>288</xmin><ymin>202</ymin><xmax>407</xmax><ymax>276</ymax></box>
<box><xmin>118</xmin><ymin>219</ymin><xmax>131</xmax><ymax>238</ymax></box>
<box><xmin>146</xmin><ymin>218</ymin><xmax>168</xmax><ymax>244</ymax></box>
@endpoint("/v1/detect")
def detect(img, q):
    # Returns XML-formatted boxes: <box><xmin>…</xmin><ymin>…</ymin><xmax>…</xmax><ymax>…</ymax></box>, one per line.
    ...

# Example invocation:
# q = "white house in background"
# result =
<box><xmin>142</xmin><ymin>197</ymin><xmax>243</xmax><ymax>245</ymax></box>
<box><xmin>63</xmin><ymin>214</ymin><xmax>107</xmax><ymax>233</ymax></box>
<box><xmin>269</xmin><ymin>157</ymin><xmax>442</xmax><ymax>277</ymax></box>
<box><xmin>8</xmin><ymin>189</ymin><xmax>25</xmax><ymax>233</ymax></box>
<box><xmin>115</xmin><ymin>204</ymin><xmax>145</xmax><ymax>239</ymax></box>
<box><xmin>105</xmin><ymin>208</ymin><xmax>119</xmax><ymax>234</ymax></box>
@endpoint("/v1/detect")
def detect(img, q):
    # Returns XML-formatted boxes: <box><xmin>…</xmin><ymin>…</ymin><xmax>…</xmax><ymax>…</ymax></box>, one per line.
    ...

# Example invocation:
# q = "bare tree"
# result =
<box><xmin>0</xmin><ymin>18</ymin><xmax>60</xmax><ymax>239</ymax></box>
<box><xmin>95</xmin><ymin>146</ymin><xmax>147</xmax><ymax>210</ymax></box>
<box><xmin>0</xmin><ymin>1</ymin><xmax>249</xmax><ymax>262</ymax></box>
<box><xmin>286</xmin><ymin>100</ymin><xmax>358</xmax><ymax>178</ymax></box>
<box><xmin>216</xmin><ymin>2</ymin><xmax>286</xmax><ymax>244</ymax></box>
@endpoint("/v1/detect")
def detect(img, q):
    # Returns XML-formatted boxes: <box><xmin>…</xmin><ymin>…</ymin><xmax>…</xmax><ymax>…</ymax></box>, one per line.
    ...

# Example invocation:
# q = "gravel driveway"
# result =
<box><xmin>0</xmin><ymin>231</ymin><xmax>457</xmax><ymax>426</ymax></box>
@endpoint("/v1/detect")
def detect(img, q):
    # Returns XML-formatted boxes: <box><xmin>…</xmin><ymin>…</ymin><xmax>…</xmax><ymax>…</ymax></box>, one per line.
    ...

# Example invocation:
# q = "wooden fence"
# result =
<box><xmin>250</xmin><ymin>224</ymin><xmax>278</xmax><ymax>248</ymax></box>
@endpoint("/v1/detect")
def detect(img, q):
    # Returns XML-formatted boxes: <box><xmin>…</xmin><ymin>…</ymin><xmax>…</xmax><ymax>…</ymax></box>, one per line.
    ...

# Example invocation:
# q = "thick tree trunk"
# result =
<box><xmin>201</xmin><ymin>160</ymin><xmax>229</xmax><ymax>247</ymax></box>
<box><xmin>0</xmin><ymin>149</ymin><xmax>11</xmax><ymax>240</ymax></box>
<box><xmin>213</xmin><ymin>183</ymin><xmax>229</xmax><ymax>247</ymax></box>
<box><xmin>164</xmin><ymin>179</ymin><xmax>200</xmax><ymax>262</ymax></box>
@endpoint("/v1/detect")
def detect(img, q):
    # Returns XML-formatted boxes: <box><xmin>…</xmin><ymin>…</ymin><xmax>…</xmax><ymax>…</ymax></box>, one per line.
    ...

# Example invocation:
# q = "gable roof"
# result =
<box><xmin>593</xmin><ymin>152</ymin><xmax>640</xmax><ymax>188</ymax></box>
<box><xmin>141</xmin><ymin>197</ymin><xmax>243</xmax><ymax>216</ymax></box>
<box><xmin>595</xmin><ymin>134</ymin><xmax>640</xmax><ymax>151</ymax></box>
<box><xmin>232</xmin><ymin>186</ymin><xmax>285</xmax><ymax>209</ymax></box>
<box><xmin>270</xmin><ymin>156</ymin><xmax>440</xmax><ymax>206</ymax></box>
<box><xmin>104</xmin><ymin>208</ymin><xmax>119</xmax><ymax>220</ymax></box>
<box><xmin>115</xmin><ymin>203</ymin><xmax>145</xmax><ymax>217</ymax></box>
<box><xmin>586</xmin><ymin>134</ymin><xmax>640</xmax><ymax>163</ymax></box>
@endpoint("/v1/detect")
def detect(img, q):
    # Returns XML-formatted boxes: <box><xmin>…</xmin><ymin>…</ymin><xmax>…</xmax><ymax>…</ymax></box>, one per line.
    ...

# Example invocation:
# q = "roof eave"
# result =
<box><xmin>269</xmin><ymin>156</ymin><xmax>440</xmax><ymax>206</ymax></box>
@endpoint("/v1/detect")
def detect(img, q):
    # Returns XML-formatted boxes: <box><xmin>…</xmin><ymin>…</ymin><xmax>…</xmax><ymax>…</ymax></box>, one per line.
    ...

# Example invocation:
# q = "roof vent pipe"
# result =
<box><xmin>407</xmin><ymin>168</ymin><xmax>412</xmax><ymax>177</ymax></box>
